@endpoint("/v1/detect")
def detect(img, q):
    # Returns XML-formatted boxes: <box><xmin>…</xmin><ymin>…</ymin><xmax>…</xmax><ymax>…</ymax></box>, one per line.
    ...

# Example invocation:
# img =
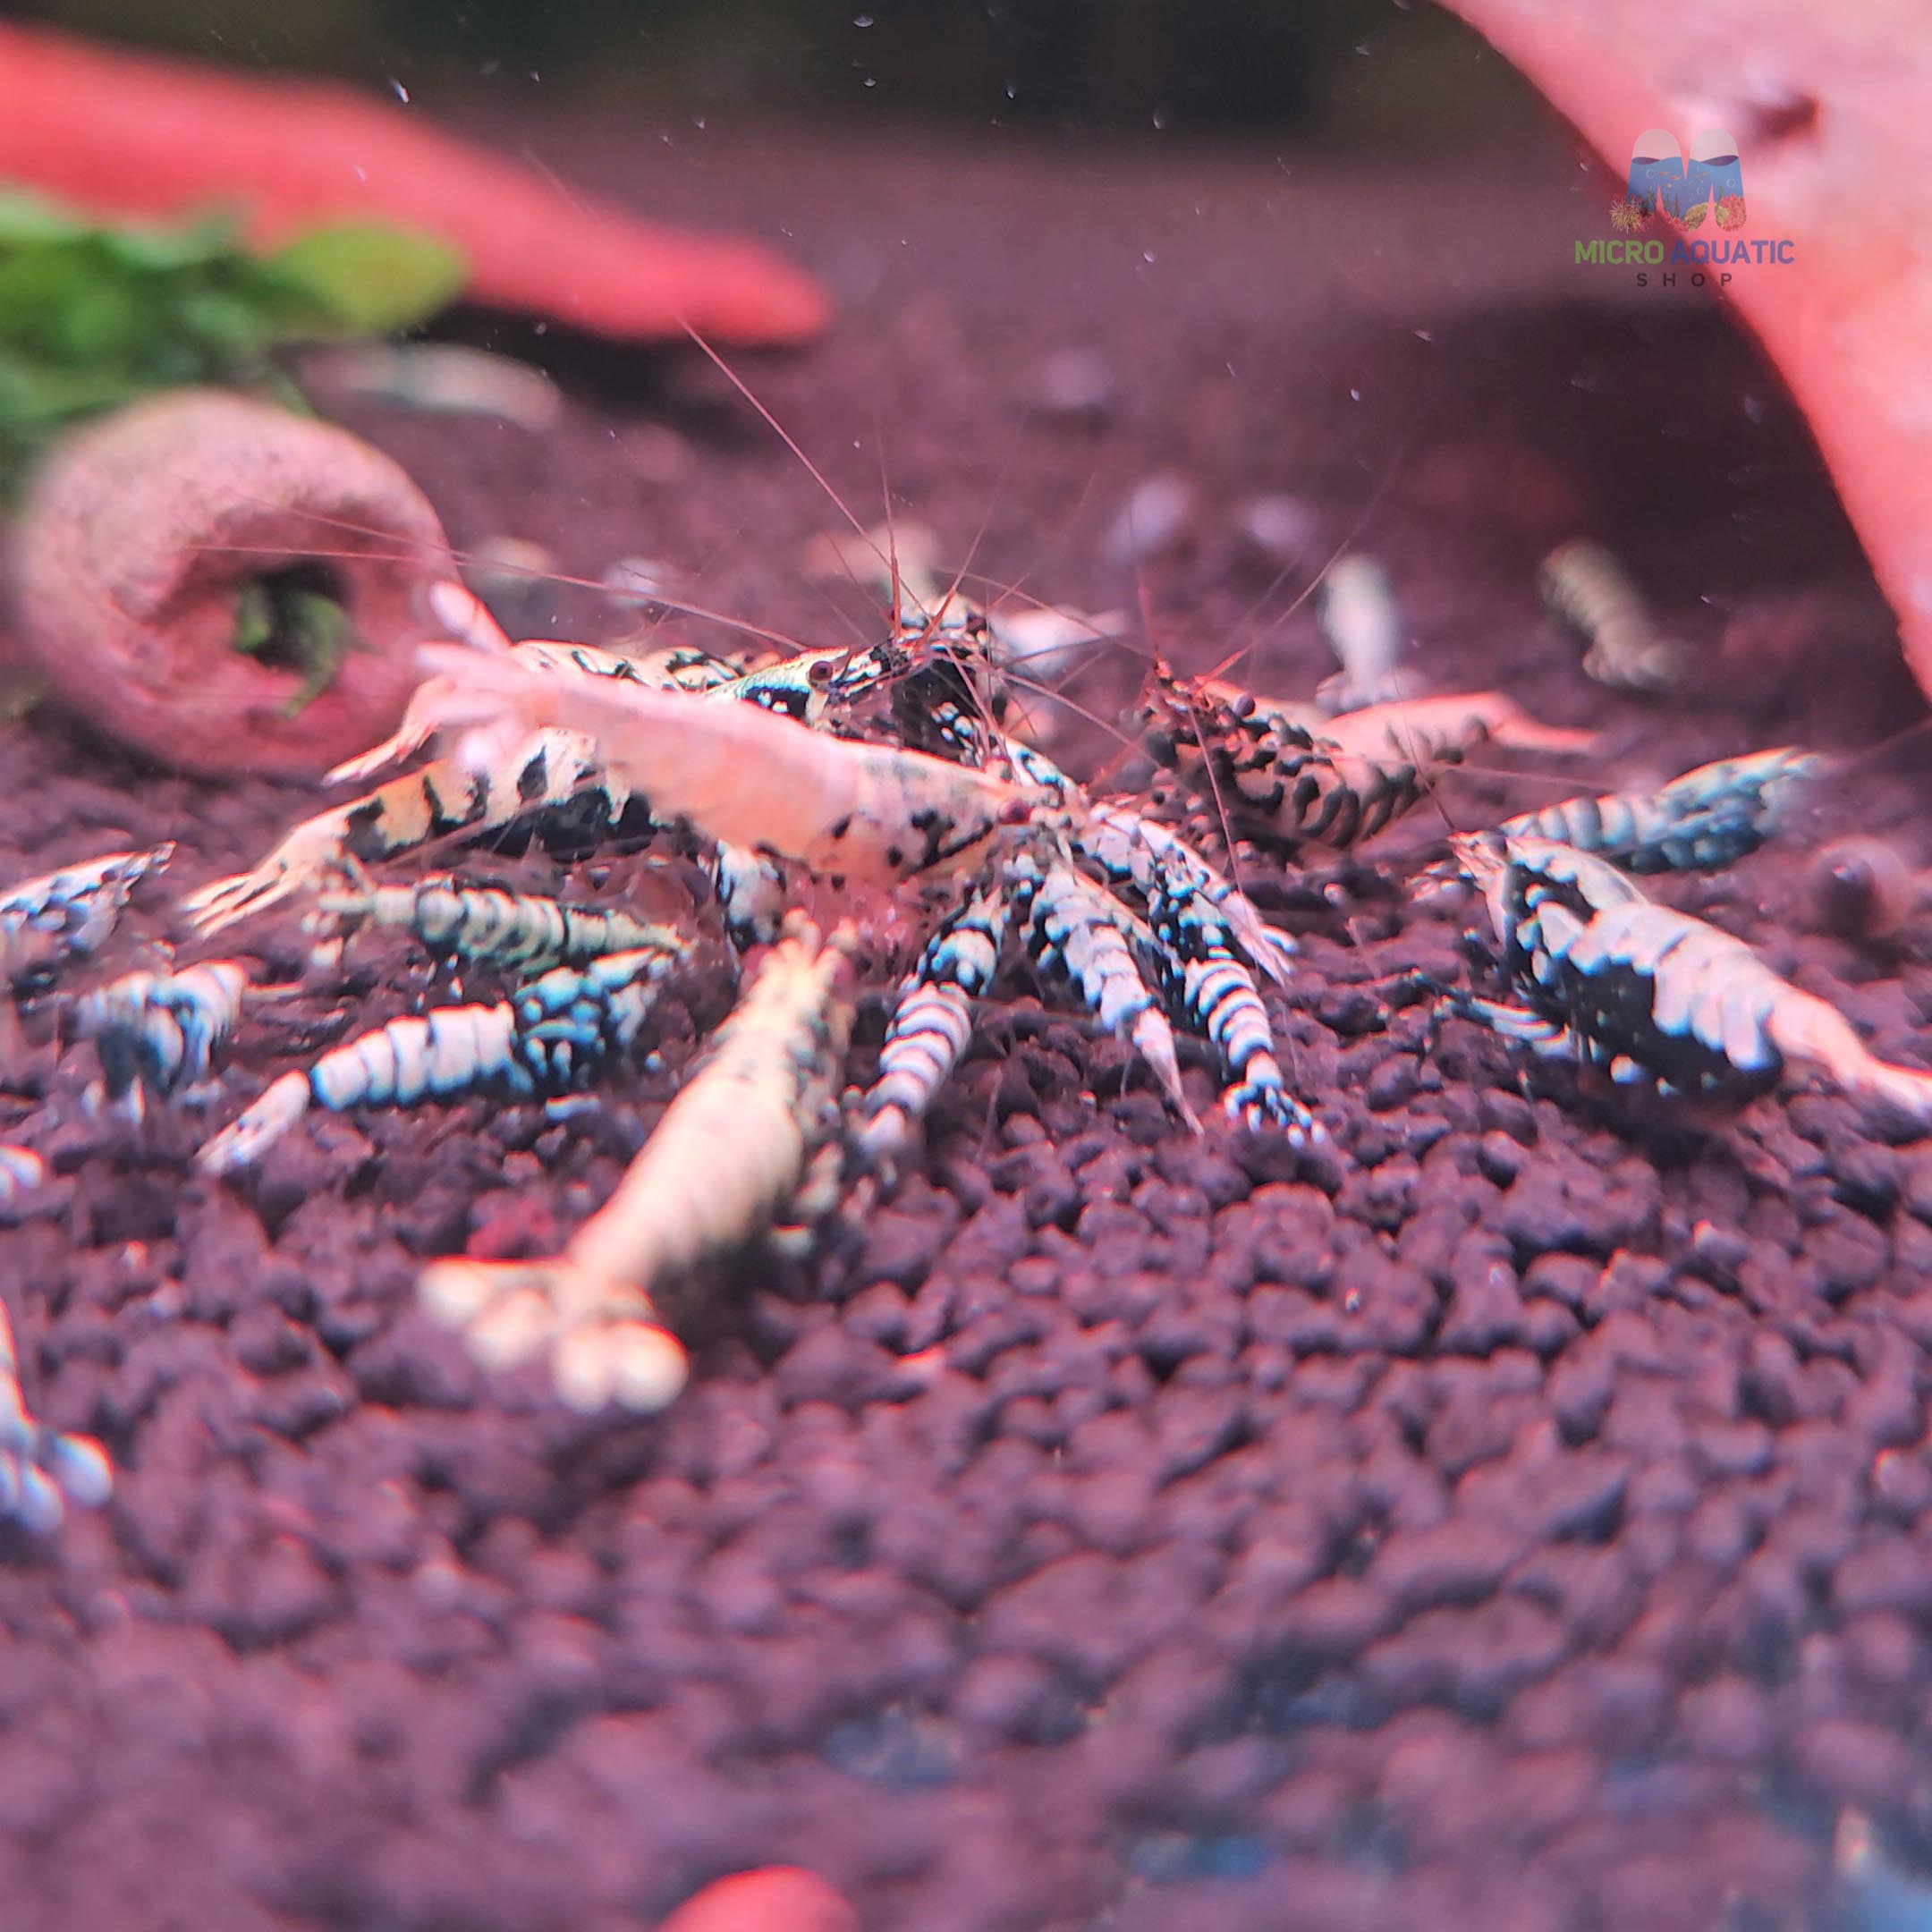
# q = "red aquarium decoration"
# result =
<box><xmin>0</xmin><ymin>21</ymin><xmax>829</xmax><ymax>346</ymax></box>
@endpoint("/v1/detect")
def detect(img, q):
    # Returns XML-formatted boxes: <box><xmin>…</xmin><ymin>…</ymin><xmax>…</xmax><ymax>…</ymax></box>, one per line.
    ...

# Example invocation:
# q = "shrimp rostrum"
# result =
<box><xmin>307</xmin><ymin>874</ymin><xmax>686</xmax><ymax>976</ymax></box>
<box><xmin>1413</xmin><ymin>745</ymin><xmax>1819</xmax><ymax>898</ymax></box>
<box><xmin>1447</xmin><ymin>833</ymin><xmax>1932</xmax><ymax>1126</ymax></box>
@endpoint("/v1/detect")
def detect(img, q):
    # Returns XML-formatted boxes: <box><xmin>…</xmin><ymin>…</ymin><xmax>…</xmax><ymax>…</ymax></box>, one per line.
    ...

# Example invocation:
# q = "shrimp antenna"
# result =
<box><xmin>513</xmin><ymin>132</ymin><xmax>875</xmax><ymax>556</ymax></box>
<box><xmin>871</xmin><ymin>416</ymin><xmax>905</xmax><ymax>640</ymax></box>
<box><xmin>1200</xmin><ymin>445</ymin><xmax>1407</xmax><ymax>692</ymax></box>
<box><xmin>675</xmin><ymin>320</ymin><xmax>884</xmax><ymax>566</ymax></box>
<box><xmin>1131</xmin><ymin>568</ymin><xmax>1248</xmax><ymax>895</ymax></box>
<box><xmin>349</xmin><ymin>130</ymin><xmax>891</xmax><ymax>631</ymax></box>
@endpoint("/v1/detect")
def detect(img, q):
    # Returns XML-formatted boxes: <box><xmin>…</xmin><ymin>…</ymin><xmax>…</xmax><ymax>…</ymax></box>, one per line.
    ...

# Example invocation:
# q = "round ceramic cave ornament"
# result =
<box><xmin>7</xmin><ymin>387</ymin><xmax>453</xmax><ymax>780</ymax></box>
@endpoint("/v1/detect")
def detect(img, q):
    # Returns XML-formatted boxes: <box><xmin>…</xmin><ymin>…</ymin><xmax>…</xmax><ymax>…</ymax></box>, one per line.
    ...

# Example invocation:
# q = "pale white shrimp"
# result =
<box><xmin>1541</xmin><ymin>538</ymin><xmax>1685</xmax><ymax>693</ymax></box>
<box><xmin>419</xmin><ymin>917</ymin><xmax>856</xmax><ymax>1412</ymax></box>
<box><xmin>1318</xmin><ymin>691</ymin><xmax>1596</xmax><ymax>768</ymax></box>
<box><xmin>411</xmin><ymin>586</ymin><xmax>1030</xmax><ymax>888</ymax></box>
<box><xmin>1316</xmin><ymin>553</ymin><xmax>1407</xmax><ymax>714</ymax></box>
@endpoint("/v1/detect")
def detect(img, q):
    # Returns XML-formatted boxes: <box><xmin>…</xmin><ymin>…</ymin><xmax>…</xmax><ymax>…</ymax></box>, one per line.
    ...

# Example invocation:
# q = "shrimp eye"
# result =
<box><xmin>809</xmin><ymin>660</ymin><xmax>835</xmax><ymax>685</ymax></box>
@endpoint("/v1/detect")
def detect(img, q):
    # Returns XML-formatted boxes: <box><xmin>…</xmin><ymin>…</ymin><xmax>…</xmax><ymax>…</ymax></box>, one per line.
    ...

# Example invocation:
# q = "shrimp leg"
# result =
<box><xmin>1009</xmin><ymin>845</ymin><xmax>1200</xmax><ymax>1132</ymax></box>
<box><xmin>856</xmin><ymin>886</ymin><xmax>1010</xmax><ymax>1166</ymax></box>
<box><xmin>0</xmin><ymin>1295</ymin><xmax>111</xmax><ymax>1534</ymax></box>
<box><xmin>74</xmin><ymin>961</ymin><xmax>250</xmax><ymax>1121</ymax></box>
<box><xmin>198</xmin><ymin>945</ymin><xmax>681</xmax><ymax>1174</ymax></box>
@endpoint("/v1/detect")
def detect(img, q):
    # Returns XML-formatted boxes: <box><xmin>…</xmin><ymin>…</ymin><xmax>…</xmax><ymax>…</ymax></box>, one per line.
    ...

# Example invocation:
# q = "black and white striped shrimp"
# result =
<box><xmin>192</xmin><ymin>622</ymin><xmax>685</xmax><ymax>936</ymax></box>
<box><xmin>2</xmin><ymin>843</ymin><xmax>174</xmax><ymax>988</ymax></box>
<box><xmin>419</xmin><ymin>918</ymin><xmax>856</xmax><ymax>1413</ymax></box>
<box><xmin>73</xmin><ymin>960</ymin><xmax>250</xmax><ymax>1121</ymax></box>
<box><xmin>0</xmin><ymin>1145</ymin><xmax>46</xmax><ymax>1205</ymax></box>
<box><xmin>182</xmin><ymin>724</ymin><xmax>646</xmax><ymax>937</ymax></box>
<box><xmin>1137</xmin><ymin>891</ymin><xmax>1301</xmax><ymax>1134</ymax></box>
<box><xmin>308</xmin><ymin>877</ymin><xmax>685</xmax><ymax>975</ymax></box>
<box><xmin>1540</xmin><ymin>538</ymin><xmax>1685</xmax><ymax>694</ymax></box>
<box><xmin>722</xmin><ymin>648</ymin><xmax>1310</xmax><ymax>1140</ymax></box>
<box><xmin>852</xmin><ymin>728</ymin><xmax>1309</xmax><ymax>1150</ymax></box>
<box><xmin>0</xmin><ymin>1293</ymin><xmax>111</xmax><ymax>1534</ymax></box>
<box><xmin>853</xmin><ymin>805</ymin><xmax>1314</xmax><ymax>1156</ymax></box>
<box><xmin>197</xmin><ymin>944</ymin><xmax>682</xmax><ymax>1174</ymax></box>
<box><xmin>1142</xmin><ymin>666</ymin><xmax>1595</xmax><ymax>851</ymax></box>
<box><xmin>1453</xmin><ymin>832</ymin><xmax>1646</xmax><ymax>993</ymax></box>
<box><xmin>1083</xmin><ymin>801</ymin><xmax>1298</xmax><ymax>987</ymax></box>
<box><xmin>1451</xmin><ymin>833</ymin><xmax>1932</xmax><ymax>1123</ymax></box>
<box><xmin>1487</xmin><ymin>747</ymin><xmax>1818</xmax><ymax>876</ymax></box>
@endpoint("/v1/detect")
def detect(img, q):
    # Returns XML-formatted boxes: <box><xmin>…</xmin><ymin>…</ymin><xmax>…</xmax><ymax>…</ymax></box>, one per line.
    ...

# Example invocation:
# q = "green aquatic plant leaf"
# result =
<box><xmin>262</xmin><ymin>223</ymin><xmax>467</xmax><ymax>336</ymax></box>
<box><xmin>272</xmin><ymin>589</ymin><xmax>362</xmax><ymax>719</ymax></box>
<box><xmin>0</xmin><ymin>191</ymin><xmax>95</xmax><ymax>248</ymax></box>
<box><xmin>0</xmin><ymin>193</ymin><xmax>466</xmax><ymax>493</ymax></box>
<box><xmin>230</xmin><ymin>578</ymin><xmax>363</xmax><ymax>719</ymax></box>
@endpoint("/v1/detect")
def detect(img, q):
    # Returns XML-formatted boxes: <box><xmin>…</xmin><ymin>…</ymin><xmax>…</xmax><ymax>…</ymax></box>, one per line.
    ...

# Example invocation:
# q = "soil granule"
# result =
<box><xmin>2</xmin><ymin>114</ymin><xmax>1930</xmax><ymax>1932</ymax></box>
